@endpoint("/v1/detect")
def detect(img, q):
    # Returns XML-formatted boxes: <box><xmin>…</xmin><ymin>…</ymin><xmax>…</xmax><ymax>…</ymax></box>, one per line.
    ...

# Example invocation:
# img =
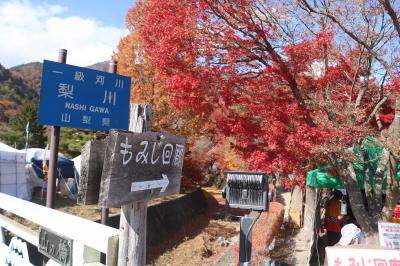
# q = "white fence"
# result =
<box><xmin>0</xmin><ymin>193</ymin><xmax>119</xmax><ymax>265</ymax></box>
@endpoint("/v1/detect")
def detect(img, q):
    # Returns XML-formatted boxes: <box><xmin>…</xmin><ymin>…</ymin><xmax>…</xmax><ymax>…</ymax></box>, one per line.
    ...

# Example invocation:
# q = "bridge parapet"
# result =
<box><xmin>0</xmin><ymin>192</ymin><xmax>119</xmax><ymax>265</ymax></box>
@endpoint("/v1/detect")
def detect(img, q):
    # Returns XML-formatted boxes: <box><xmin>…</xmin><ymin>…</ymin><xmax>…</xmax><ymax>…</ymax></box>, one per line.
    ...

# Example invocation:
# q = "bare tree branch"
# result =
<box><xmin>364</xmin><ymin>96</ymin><xmax>388</xmax><ymax>126</ymax></box>
<box><xmin>299</xmin><ymin>0</ymin><xmax>395</xmax><ymax>77</ymax></box>
<box><xmin>204</xmin><ymin>0</ymin><xmax>317</xmax><ymax>127</ymax></box>
<box><xmin>380</xmin><ymin>0</ymin><xmax>400</xmax><ymax>38</ymax></box>
<box><xmin>355</xmin><ymin>55</ymin><xmax>373</xmax><ymax>109</ymax></box>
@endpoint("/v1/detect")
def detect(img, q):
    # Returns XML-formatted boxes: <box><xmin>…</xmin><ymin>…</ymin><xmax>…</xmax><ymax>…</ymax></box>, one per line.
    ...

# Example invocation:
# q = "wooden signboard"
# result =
<box><xmin>99</xmin><ymin>130</ymin><xmax>186</xmax><ymax>208</ymax></box>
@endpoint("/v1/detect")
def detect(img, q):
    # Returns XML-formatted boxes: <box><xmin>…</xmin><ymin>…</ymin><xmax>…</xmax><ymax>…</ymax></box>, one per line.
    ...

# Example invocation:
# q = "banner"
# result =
<box><xmin>325</xmin><ymin>246</ymin><xmax>400</xmax><ymax>266</ymax></box>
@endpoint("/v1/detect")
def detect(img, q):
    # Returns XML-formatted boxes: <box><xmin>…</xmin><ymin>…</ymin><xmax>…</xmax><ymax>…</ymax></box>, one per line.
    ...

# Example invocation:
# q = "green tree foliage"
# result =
<box><xmin>0</xmin><ymin>62</ymin><xmax>38</xmax><ymax>132</ymax></box>
<box><xmin>0</xmin><ymin>99</ymin><xmax>93</xmax><ymax>157</ymax></box>
<box><xmin>0</xmin><ymin>99</ymin><xmax>47</xmax><ymax>149</ymax></box>
<box><xmin>0</xmin><ymin>62</ymin><xmax>95</xmax><ymax>158</ymax></box>
<box><xmin>59</xmin><ymin>128</ymin><xmax>93</xmax><ymax>158</ymax></box>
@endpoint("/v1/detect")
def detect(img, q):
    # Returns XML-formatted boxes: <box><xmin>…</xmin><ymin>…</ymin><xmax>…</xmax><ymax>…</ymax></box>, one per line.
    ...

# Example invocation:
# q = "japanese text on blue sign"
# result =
<box><xmin>38</xmin><ymin>60</ymin><xmax>131</xmax><ymax>131</ymax></box>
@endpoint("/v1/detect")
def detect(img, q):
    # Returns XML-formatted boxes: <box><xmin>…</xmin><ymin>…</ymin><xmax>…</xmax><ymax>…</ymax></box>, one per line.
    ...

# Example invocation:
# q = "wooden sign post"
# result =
<box><xmin>99</xmin><ymin>104</ymin><xmax>186</xmax><ymax>265</ymax></box>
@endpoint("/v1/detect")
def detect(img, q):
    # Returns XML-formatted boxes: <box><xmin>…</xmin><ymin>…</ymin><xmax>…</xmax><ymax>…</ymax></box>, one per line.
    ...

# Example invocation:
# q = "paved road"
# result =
<box><xmin>213</xmin><ymin>246</ymin><xmax>234</xmax><ymax>266</ymax></box>
<box><xmin>213</xmin><ymin>190</ymin><xmax>317</xmax><ymax>266</ymax></box>
<box><xmin>273</xmin><ymin>190</ymin><xmax>312</xmax><ymax>266</ymax></box>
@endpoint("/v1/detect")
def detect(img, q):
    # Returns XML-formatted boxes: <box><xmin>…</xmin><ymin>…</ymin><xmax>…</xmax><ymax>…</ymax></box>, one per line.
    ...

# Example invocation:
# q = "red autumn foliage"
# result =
<box><xmin>117</xmin><ymin>2</ymin><xmax>214</xmax><ymax>186</ymax></box>
<box><xmin>137</xmin><ymin>0</ymin><xmax>400</xmax><ymax>186</ymax></box>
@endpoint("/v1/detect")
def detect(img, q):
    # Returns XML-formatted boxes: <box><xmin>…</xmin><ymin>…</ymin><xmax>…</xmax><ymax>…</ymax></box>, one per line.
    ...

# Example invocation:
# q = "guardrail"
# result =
<box><xmin>0</xmin><ymin>192</ymin><xmax>119</xmax><ymax>265</ymax></box>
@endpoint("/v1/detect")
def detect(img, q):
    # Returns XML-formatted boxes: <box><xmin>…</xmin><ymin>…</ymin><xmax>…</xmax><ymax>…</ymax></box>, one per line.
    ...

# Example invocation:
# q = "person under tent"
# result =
<box><xmin>324</xmin><ymin>190</ymin><xmax>344</xmax><ymax>246</ymax></box>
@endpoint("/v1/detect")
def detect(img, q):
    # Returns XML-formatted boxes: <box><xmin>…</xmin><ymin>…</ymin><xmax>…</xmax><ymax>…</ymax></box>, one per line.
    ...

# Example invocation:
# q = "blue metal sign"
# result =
<box><xmin>38</xmin><ymin>60</ymin><xmax>131</xmax><ymax>131</ymax></box>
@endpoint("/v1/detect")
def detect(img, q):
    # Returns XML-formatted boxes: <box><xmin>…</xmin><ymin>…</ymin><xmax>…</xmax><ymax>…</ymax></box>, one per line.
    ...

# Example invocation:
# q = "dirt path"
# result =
<box><xmin>147</xmin><ymin>187</ymin><xmax>287</xmax><ymax>266</ymax></box>
<box><xmin>147</xmin><ymin>188</ymin><xmax>240</xmax><ymax>266</ymax></box>
<box><xmin>148</xmin><ymin>216</ymin><xmax>239</xmax><ymax>266</ymax></box>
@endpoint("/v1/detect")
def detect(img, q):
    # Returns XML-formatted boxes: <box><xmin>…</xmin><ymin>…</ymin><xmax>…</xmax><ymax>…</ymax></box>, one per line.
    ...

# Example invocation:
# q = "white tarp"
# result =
<box><xmin>0</xmin><ymin>142</ymin><xmax>19</xmax><ymax>152</ymax></box>
<box><xmin>72</xmin><ymin>155</ymin><xmax>81</xmax><ymax>177</ymax></box>
<box><xmin>0</xmin><ymin>142</ymin><xmax>30</xmax><ymax>200</ymax></box>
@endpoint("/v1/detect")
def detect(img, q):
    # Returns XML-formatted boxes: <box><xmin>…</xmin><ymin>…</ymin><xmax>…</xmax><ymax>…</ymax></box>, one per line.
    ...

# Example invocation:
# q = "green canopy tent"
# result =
<box><xmin>306</xmin><ymin>135</ymin><xmax>400</xmax><ymax>189</ymax></box>
<box><xmin>306</xmin><ymin>167</ymin><xmax>344</xmax><ymax>189</ymax></box>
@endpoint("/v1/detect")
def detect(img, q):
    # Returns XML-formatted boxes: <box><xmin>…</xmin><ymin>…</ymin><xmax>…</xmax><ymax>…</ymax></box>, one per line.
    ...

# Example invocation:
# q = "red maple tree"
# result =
<box><xmin>137</xmin><ymin>0</ymin><xmax>400</xmax><ymax>239</ymax></box>
<box><xmin>139</xmin><ymin>0</ymin><xmax>390</xmax><ymax>177</ymax></box>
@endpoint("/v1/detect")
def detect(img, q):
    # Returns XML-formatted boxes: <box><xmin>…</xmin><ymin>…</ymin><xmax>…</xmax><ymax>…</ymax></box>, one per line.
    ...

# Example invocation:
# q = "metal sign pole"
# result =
<box><xmin>239</xmin><ymin>211</ymin><xmax>261</xmax><ymax>266</ymax></box>
<box><xmin>239</xmin><ymin>216</ymin><xmax>253</xmax><ymax>266</ymax></box>
<box><xmin>100</xmin><ymin>59</ymin><xmax>117</xmax><ymax>225</ymax></box>
<box><xmin>46</xmin><ymin>49</ymin><xmax>67</xmax><ymax>208</ymax></box>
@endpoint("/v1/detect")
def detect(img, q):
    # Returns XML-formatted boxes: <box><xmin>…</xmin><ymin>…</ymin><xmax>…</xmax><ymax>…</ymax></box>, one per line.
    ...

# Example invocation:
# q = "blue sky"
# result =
<box><xmin>0</xmin><ymin>0</ymin><xmax>135</xmax><ymax>68</ymax></box>
<box><xmin>29</xmin><ymin>0</ymin><xmax>135</xmax><ymax>28</ymax></box>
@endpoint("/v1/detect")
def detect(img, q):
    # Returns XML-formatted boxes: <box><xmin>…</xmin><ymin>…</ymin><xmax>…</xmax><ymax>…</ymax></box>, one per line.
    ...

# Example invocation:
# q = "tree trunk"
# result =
<box><xmin>382</xmin><ymin>154</ymin><xmax>400</xmax><ymax>220</ymax></box>
<box><xmin>338</xmin><ymin>161</ymin><xmax>379</xmax><ymax>244</ymax></box>
<box><xmin>382</xmin><ymin>98</ymin><xmax>400</xmax><ymax>220</ymax></box>
<box><xmin>334</xmin><ymin>99</ymin><xmax>400</xmax><ymax>243</ymax></box>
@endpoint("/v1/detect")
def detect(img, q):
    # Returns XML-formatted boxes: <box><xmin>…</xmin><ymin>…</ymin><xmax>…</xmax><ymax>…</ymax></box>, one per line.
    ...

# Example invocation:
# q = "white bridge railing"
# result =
<box><xmin>0</xmin><ymin>192</ymin><xmax>119</xmax><ymax>265</ymax></box>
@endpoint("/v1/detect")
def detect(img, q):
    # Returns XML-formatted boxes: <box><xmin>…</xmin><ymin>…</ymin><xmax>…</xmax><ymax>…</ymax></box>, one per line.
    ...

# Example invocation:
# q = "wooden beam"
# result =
<box><xmin>118</xmin><ymin>104</ymin><xmax>152</xmax><ymax>266</ymax></box>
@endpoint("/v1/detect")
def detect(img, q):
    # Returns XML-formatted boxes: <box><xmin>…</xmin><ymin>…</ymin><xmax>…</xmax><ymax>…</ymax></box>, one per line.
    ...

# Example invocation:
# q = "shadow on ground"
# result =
<box><xmin>147</xmin><ymin>188</ymin><xmax>240</xmax><ymax>265</ymax></box>
<box><xmin>146</xmin><ymin>214</ymin><xmax>211</xmax><ymax>263</ymax></box>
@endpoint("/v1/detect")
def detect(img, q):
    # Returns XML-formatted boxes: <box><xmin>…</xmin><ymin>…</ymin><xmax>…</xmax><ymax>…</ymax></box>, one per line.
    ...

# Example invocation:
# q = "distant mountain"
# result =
<box><xmin>0</xmin><ymin>63</ymin><xmax>38</xmax><ymax>128</ymax></box>
<box><xmin>10</xmin><ymin>62</ymin><xmax>42</xmax><ymax>94</ymax></box>
<box><xmin>87</xmin><ymin>61</ymin><xmax>109</xmax><ymax>72</ymax></box>
<box><xmin>8</xmin><ymin>61</ymin><xmax>110</xmax><ymax>94</ymax></box>
<box><xmin>0</xmin><ymin>63</ymin><xmax>11</xmax><ymax>82</ymax></box>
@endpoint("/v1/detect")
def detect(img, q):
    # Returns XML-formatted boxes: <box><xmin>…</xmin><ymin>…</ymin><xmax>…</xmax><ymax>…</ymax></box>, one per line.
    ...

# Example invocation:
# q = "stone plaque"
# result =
<box><xmin>38</xmin><ymin>227</ymin><xmax>73</xmax><ymax>266</ymax></box>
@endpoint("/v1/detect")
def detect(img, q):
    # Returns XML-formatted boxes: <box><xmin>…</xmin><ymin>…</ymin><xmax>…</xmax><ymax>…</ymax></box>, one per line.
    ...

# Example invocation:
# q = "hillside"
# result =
<box><xmin>0</xmin><ymin>63</ymin><xmax>38</xmax><ymax>128</ymax></box>
<box><xmin>87</xmin><ymin>61</ymin><xmax>108</xmax><ymax>72</ymax></box>
<box><xmin>10</xmin><ymin>62</ymin><xmax>42</xmax><ymax>94</ymax></box>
